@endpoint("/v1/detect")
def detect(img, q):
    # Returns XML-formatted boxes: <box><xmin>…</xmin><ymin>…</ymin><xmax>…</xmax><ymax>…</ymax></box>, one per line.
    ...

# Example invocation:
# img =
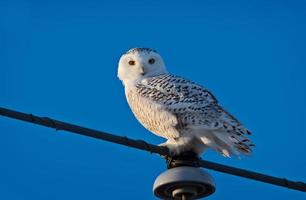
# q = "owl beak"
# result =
<box><xmin>140</xmin><ymin>66</ymin><xmax>145</xmax><ymax>75</ymax></box>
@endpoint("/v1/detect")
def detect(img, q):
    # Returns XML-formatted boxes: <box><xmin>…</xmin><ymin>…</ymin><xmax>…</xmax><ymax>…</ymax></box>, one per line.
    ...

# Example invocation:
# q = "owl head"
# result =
<box><xmin>118</xmin><ymin>48</ymin><xmax>167</xmax><ymax>86</ymax></box>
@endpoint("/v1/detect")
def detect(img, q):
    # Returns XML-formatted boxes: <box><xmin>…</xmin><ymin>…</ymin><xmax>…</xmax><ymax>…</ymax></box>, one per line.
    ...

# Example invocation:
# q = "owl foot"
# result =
<box><xmin>158</xmin><ymin>141</ymin><xmax>194</xmax><ymax>157</ymax></box>
<box><xmin>158</xmin><ymin>144</ymin><xmax>200</xmax><ymax>168</ymax></box>
<box><xmin>158</xmin><ymin>142</ymin><xmax>177</xmax><ymax>157</ymax></box>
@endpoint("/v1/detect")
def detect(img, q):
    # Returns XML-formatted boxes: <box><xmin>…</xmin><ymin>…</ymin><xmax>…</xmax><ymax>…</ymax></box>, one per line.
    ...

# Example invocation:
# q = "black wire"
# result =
<box><xmin>198</xmin><ymin>160</ymin><xmax>306</xmax><ymax>192</ymax></box>
<box><xmin>0</xmin><ymin>106</ymin><xmax>305</xmax><ymax>192</ymax></box>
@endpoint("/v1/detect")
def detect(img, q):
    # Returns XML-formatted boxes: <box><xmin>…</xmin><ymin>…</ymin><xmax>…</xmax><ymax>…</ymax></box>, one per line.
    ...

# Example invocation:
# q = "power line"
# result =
<box><xmin>0</xmin><ymin>107</ymin><xmax>167</xmax><ymax>155</ymax></box>
<box><xmin>0</xmin><ymin>106</ymin><xmax>305</xmax><ymax>192</ymax></box>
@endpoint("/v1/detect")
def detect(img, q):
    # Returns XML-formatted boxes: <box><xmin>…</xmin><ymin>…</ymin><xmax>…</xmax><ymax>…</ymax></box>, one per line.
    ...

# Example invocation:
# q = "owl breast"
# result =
<box><xmin>125</xmin><ymin>87</ymin><xmax>179</xmax><ymax>139</ymax></box>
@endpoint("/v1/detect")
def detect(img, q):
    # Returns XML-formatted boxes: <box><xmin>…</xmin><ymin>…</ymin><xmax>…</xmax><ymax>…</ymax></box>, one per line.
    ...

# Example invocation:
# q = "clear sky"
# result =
<box><xmin>0</xmin><ymin>0</ymin><xmax>306</xmax><ymax>199</ymax></box>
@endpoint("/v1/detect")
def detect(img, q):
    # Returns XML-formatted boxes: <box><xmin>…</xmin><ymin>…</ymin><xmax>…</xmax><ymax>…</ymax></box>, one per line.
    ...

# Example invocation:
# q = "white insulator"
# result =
<box><xmin>153</xmin><ymin>166</ymin><xmax>215</xmax><ymax>199</ymax></box>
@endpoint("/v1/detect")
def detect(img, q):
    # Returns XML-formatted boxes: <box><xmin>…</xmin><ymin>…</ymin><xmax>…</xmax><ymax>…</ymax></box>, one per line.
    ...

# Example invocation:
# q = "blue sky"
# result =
<box><xmin>0</xmin><ymin>0</ymin><xmax>306</xmax><ymax>199</ymax></box>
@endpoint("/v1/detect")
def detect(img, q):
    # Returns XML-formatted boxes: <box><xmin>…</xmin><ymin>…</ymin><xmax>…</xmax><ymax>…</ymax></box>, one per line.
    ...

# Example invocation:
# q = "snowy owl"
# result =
<box><xmin>118</xmin><ymin>47</ymin><xmax>254</xmax><ymax>157</ymax></box>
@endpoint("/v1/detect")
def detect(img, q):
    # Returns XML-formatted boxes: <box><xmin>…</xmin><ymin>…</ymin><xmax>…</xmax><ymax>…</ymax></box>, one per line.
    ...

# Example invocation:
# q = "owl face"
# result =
<box><xmin>118</xmin><ymin>48</ymin><xmax>167</xmax><ymax>85</ymax></box>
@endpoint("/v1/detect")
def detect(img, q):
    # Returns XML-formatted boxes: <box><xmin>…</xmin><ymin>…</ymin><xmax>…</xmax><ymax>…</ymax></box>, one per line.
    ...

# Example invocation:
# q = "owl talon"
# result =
<box><xmin>158</xmin><ymin>142</ymin><xmax>184</xmax><ymax>156</ymax></box>
<box><xmin>158</xmin><ymin>142</ymin><xmax>175</xmax><ymax>156</ymax></box>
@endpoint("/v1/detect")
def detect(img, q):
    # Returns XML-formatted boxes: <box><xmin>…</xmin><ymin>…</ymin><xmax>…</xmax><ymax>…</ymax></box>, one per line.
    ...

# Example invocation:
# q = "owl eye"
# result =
<box><xmin>148</xmin><ymin>58</ymin><xmax>155</xmax><ymax>64</ymax></box>
<box><xmin>128</xmin><ymin>60</ymin><xmax>136</xmax><ymax>65</ymax></box>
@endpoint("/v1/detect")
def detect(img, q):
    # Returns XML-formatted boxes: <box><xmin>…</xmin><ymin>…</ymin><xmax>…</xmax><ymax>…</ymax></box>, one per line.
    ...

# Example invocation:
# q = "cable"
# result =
<box><xmin>198</xmin><ymin>160</ymin><xmax>306</xmax><ymax>192</ymax></box>
<box><xmin>0</xmin><ymin>106</ymin><xmax>305</xmax><ymax>192</ymax></box>
<box><xmin>0</xmin><ymin>107</ymin><xmax>168</xmax><ymax>155</ymax></box>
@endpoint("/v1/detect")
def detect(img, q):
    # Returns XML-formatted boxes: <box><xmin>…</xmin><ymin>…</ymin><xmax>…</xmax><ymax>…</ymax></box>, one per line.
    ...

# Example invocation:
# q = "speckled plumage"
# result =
<box><xmin>118</xmin><ymin>48</ymin><xmax>254</xmax><ymax>157</ymax></box>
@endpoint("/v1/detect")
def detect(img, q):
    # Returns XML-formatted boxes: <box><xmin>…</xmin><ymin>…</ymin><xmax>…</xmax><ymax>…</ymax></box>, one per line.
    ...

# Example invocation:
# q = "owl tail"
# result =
<box><xmin>198</xmin><ymin>131</ymin><xmax>253</xmax><ymax>157</ymax></box>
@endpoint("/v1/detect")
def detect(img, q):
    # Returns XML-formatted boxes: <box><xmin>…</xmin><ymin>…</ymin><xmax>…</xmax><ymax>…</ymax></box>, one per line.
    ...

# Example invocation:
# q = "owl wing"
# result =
<box><xmin>137</xmin><ymin>74</ymin><xmax>217</xmax><ymax>107</ymax></box>
<box><xmin>136</xmin><ymin>74</ymin><xmax>221</xmax><ymax>129</ymax></box>
<box><xmin>136</xmin><ymin>74</ymin><xmax>253</xmax><ymax>155</ymax></box>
